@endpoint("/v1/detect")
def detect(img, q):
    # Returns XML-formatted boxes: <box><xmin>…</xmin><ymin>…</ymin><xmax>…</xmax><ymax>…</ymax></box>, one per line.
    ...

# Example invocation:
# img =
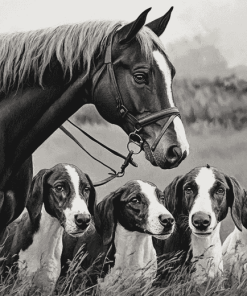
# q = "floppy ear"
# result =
<box><xmin>26</xmin><ymin>169</ymin><xmax>50</xmax><ymax>224</ymax></box>
<box><xmin>118</xmin><ymin>8</ymin><xmax>151</xmax><ymax>44</ymax></box>
<box><xmin>163</xmin><ymin>175</ymin><xmax>184</xmax><ymax>218</ymax></box>
<box><xmin>94</xmin><ymin>188</ymin><xmax>122</xmax><ymax>246</ymax></box>
<box><xmin>85</xmin><ymin>174</ymin><xmax>96</xmax><ymax>215</ymax></box>
<box><xmin>225</xmin><ymin>175</ymin><xmax>246</xmax><ymax>231</ymax></box>
<box><xmin>146</xmin><ymin>7</ymin><xmax>173</xmax><ymax>37</ymax></box>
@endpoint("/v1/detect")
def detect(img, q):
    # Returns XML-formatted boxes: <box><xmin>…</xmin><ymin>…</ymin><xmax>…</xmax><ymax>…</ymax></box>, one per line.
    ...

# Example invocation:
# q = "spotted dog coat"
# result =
<box><xmin>0</xmin><ymin>163</ymin><xmax>95</xmax><ymax>296</ymax></box>
<box><xmin>62</xmin><ymin>180</ymin><xmax>175</xmax><ymax>293</ymax></box>
<box><xmin>154</xmin><ymin>165</ymin><xmax>240</xmax><ymax>284</ymax></box>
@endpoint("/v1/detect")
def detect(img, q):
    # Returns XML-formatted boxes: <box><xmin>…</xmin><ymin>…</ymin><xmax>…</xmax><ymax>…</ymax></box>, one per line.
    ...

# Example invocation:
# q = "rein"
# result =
<box><xmin>59</xmin><ymin>121</ymin><xmax>138</xmax><ymax>187</ymax></box>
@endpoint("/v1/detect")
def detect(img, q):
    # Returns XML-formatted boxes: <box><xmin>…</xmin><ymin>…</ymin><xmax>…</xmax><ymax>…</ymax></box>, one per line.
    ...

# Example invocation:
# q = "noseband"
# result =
<box><xmin>92</xmin><ymin>26</ymin><xmax>180</xmax><ymax>153</ymax></box>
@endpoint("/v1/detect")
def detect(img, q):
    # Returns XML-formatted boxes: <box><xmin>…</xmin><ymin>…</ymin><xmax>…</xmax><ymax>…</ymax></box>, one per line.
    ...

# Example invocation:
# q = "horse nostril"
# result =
<box><xmin>159</xmin><ymin>214</ymin><xmax>174</xmax><ymax>227</ymax></box>
<box><xmin>192</xmin><ymin>212</ymin><xmax>211</xmax><ymax>231</ymax></box>
<box><xmin>166</xmin><ymin>145</ymin><xmax>182</xmax><ymax>165</ymax></box>
<box><xmin>74</xmin><ymin>214</ymin><xmax>91</xmax><ymax>229</ymax></box>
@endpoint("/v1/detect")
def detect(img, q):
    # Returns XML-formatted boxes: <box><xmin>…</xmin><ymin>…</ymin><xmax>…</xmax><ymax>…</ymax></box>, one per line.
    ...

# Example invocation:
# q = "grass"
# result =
<box><xmin>2</xmin><ymin>249</ymin><xmax>247</xmax><ymax>296</ymax></box>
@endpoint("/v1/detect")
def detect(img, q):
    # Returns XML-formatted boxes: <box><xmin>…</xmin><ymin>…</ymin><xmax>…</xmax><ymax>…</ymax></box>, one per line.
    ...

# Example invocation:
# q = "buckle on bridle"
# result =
<box><xmin>127</xmin><ymin>131</ymin><xmax>143</xmax><ymax>154</ymax></box>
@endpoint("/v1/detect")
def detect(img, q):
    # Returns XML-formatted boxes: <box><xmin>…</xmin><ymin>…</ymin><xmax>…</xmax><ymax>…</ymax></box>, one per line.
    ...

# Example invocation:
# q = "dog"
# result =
<box><xmin>62</xmin><ymin>180</ymin><xmax>175</xmax><ymax>294</ymax></box>
<box><xmin>154</xmin><ymin>165</ymin><xmax>240</xmax><ymax>284</ymax></box>
<box><xmin>0</xmin><ymin>163</ymin><xmax>95</xmax><ymax>295</ymax></box>
<box><xmin>222</xmin><ymin>184</ymin><xmax>247</xmax><ymax>279</ymax></box>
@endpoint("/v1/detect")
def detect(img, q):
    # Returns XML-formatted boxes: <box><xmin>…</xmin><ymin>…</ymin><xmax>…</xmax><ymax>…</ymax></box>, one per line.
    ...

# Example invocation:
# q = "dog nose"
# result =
<box><xmin>74</xmin><ymin>214</ymin><xmax>91</xmax><ymax>229</ymax></box>
<box><xmin>192</xmin><ymin>212</ymin><xmax>211</xmax><ymax>231</ymax></box>
<box><xmin>159</xmin><ymin>214</ymin><xmax>174</xmax><ymax>227</ymax></box>
<box><xmin>166</xmin><ymin>145</ymin><xmax>183</xmax><ymax>166</ymax></box>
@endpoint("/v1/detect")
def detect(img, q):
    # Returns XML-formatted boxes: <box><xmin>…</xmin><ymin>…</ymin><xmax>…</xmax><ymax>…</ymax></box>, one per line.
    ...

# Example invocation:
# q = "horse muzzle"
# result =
<box><xmin>143</xmin><ymin>141</ymin><xmax>187</xmax><ymax>169</ymax></box>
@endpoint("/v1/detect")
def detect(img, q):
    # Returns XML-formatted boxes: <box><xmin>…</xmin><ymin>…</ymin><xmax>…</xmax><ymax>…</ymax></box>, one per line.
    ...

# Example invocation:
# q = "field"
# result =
<box><xmin>1</xmin><ymin>76</ymin><xmax>246</xmax><ymax>295</ymax></box>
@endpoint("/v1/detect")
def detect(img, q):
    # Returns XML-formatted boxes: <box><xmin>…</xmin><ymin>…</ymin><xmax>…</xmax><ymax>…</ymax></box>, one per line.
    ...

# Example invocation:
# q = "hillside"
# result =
<box><xmin>174</xmin><ymin>75</ymin><xmax>247</xmax><ymax>131</ymax></box>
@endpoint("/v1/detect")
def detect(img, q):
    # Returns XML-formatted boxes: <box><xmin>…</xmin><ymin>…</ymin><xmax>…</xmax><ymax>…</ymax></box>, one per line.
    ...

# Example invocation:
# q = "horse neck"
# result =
<box><xmin>18</xmin><ymin>205</ymin><xmax>64</xmax><ymax>276</ymax></box>
<box><xmin>113</xmin><ymin>223</ymin><xmax>156</xmax><ymax>273</ymax></box>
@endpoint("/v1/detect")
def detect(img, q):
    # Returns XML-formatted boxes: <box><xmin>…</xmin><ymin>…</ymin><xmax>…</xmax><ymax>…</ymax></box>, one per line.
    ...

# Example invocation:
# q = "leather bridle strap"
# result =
<box><xmin>92</xmin><ymin>25</ymin><xmax>181</xmax><ymax>152</ymax></box>
<box><xmin>151</xmin><ymin>114</ymin><xmax>177</xmax><ymax>151</ymax></box>
<box><xmin>138</xmin><ymin>107</ymin><xmax>180</xmax><ymax>128</ymax></box>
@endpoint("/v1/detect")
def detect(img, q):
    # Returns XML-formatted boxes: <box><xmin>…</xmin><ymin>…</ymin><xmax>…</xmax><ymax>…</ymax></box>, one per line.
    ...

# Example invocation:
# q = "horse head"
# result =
<box><xmin>92</xmin><ymin>8</ymin><xmax>189</xmax><ymax>169</ymax></box>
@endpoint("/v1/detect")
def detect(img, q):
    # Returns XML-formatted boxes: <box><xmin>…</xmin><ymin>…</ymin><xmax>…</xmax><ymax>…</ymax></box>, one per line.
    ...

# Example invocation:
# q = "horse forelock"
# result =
<box><xmin>0</xmin><ymin>21</ymin><xmax>166</xmax><ymax>94</ymax></box>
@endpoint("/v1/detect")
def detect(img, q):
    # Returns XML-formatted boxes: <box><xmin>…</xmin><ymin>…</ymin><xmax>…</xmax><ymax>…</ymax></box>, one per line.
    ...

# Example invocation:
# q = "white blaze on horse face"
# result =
<box><xmin>173</xmin><ymin>116</ymin><xmax>190</xmax><ymax>155</ymax></box>
<box><xmin>153</xmin><ymin>51</ymin><xmax>174</xmax><ymax>107</ymax></box>
<box><xmin>189</xmin><ymin>168</ymin><xmax>217</xmax><ymax>232</ymax></box>
<box><xmin>63</xmin><ymin>165</ymin><xmax>90</xmax><ymax>234</ymax></box>
<box><xmin>152</xmin><ymin>51</ymin><xmax>189</xmax><ymax>155</ymax></box>
<box><xmin>137</xmin><ymin>180</ymin><xmax>174</xmax><ymax>238</ymax></box>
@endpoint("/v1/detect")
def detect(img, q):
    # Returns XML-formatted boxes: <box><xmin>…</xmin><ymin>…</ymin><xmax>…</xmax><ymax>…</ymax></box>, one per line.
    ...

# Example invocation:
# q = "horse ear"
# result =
<box><xmin>146</xmin><ymin>7</ymin><xmax>173</xmax><ymax>37</ymax></box>
<box><xmin>163</xmin><ymin>175</ymin><xmax>184</xmax><ymax>218</ymax></box>
<box><xmin>85</xmin><ymin>173</ymin><xmax>96</xmax><ymax>215</ymax></box>
<box><xmin>26</xmin><ymin>169</ymin><xmax>51</xmax><ymax>223</ymax></box>
<box><xmin>225</xmin><ymin>175</ymin><xmax>246</xmax><ymax>231</ymax></box>
<box><xmin>94</xmin><ymin>189</ymin><xmax>122</xmax><ymax>246</ymax></box>
<box><xmin>118</xmin><ymin>8</ymin><xmax>151</xmax><ymax>44</ymax></box>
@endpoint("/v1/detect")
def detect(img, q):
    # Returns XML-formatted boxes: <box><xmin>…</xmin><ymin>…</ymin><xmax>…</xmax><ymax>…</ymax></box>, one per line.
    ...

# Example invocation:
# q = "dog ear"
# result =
<box><xmin>85</xmin><ymin>174</ymin><xmax>96</xmax><ymax>216</ymax></box>
<box><xmin>118</xmin><ymin>8</ymin><xmax>151</xmax><ymax>44</ymax></box>
<box><xmin>146</xmin><ymin>7</ymin><xmax>173</xmax><ymax>37</ymax></box>
<box><xmin>26</xmin><ymin>169</ymin><xmax>51</xmax><ymax>223</ymax></box>
<box><xmin>94</xmin><ymin>188</ymin><xmax>122</xmax><ymax>246</ymax></box>
<box><xmin>225</xmin><ymin>175</ymin><xmax>246</xmax><ymax>231</ymax></box>
<box><xmin>163</xmin><ymin>175</ymin><xmax>184</xmax><ymax>218</ymax></box>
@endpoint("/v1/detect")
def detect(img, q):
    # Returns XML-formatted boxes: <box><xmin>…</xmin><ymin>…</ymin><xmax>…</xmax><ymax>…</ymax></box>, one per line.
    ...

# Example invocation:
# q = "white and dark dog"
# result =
<box><xmin>63</xmin><ymin>180</ymin><xmax>175</xmax><ymax>293</ymax></box>
<box><xmin>222</xmin><ymin>181</ymin><xmax>247</xmax><ymax>278</ymax></box>
<box><xmin>154</xmin><ymin>165</ymin><xmax>239</xmax><ymax>283</ymax></box>
<box><xmin>0</xmin><ymin>163</ymin><xmax>95</xmax><ymax>295</ymax></box>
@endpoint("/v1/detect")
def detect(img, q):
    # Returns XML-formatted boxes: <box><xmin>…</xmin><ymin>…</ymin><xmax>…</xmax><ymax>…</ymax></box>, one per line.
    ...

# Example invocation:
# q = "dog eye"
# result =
<box><xmin>55</xmin><ymin>185</ymin><xmax>64</xmax><ymax>192</ymax></box>
<box><xmin>216</xmin><ymin>188</ymin><xmax>225</xmax><ymax>194</ymax></box>
<box><xmin>159</xmin><ymin>195</ymin><xmax>165</xmax><ymax>202</ymax></box>
<box><xmin>185</xmin><ymin>187</ymin><xmax>193</xmax><ymax>194</ymax></box>
<box><xmin>131</xmin><ymin>198</ymin><xmax>140</xmax><ymax>204</ymax></box>
<box><xmin>83</xmin><ymin>187</ymin><xmax>90</xmax><ymax>194</ymax></box>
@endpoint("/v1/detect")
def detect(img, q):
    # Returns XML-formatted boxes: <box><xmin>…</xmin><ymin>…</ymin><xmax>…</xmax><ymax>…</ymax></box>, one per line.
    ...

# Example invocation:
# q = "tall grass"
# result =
<box><xmin>1</xmin><ymin>249</ymin><xmax>247</xmax><ymax>296</ymax></box>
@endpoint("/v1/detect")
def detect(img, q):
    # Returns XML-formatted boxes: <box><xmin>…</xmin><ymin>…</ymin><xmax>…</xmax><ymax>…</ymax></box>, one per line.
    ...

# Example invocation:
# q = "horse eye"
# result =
<box><xmin>55</xmin><ymin>185</ymin><xmax>64</xmax><ymax>192</ymax></box>
<box><xmin>185</xmin><ymin>187</ymin><xmax>193</xmax><ymax>194</ymax></box>
<box><xmin>134</xmin><ymin>73</ymin><xmax>147</xmax><ymax>84</ymax></box>
<box><xmin>217</xmin><ymin>188</ymin><xmax>224</xmax><ymax>194</ymax></box>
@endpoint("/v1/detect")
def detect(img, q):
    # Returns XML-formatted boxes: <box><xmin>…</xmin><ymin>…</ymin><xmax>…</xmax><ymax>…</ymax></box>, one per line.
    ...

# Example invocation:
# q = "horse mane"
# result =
<box><xmin>0</xmin><ymin>20</ymin><xmax>166</xmax><ymax>94</ymax></box>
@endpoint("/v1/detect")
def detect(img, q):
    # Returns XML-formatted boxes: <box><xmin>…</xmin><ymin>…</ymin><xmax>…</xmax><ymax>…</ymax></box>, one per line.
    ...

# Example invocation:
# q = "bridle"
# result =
<box><xmin>60</xmin><ymin>26</ymin><xmax>181</xmax><ymax>186</ymax></box>
<box><xmin>91</xmin><ymin>25</ymin><xmax>180</xmax><ymax>154</ymax></box>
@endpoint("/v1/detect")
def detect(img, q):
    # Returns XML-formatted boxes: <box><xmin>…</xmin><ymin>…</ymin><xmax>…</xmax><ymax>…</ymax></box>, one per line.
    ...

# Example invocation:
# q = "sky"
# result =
<box><xmin>0</xmin><ymin>0</ymin><xmax>246</xmax><ymax>68</ymax></box>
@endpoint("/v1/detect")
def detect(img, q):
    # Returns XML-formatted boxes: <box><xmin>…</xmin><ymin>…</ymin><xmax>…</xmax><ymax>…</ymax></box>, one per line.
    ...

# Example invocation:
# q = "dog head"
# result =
<box><xmin>163</xmin><ymin>165</ymin><xmax>246</xmax><ymax>237</ymax></box>
<box><xmin>94</xmin><ymin>180</ymin><xmax>175</xmax><ymax>245</ymax></box>
<box><xmin>26</xmin><ymin>163</ymin><xmax>96</xmax><ymax>237</ymax></box>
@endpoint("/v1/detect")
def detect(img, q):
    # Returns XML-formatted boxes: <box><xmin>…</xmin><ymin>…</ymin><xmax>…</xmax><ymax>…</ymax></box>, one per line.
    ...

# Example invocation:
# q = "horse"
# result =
<box><xmin>0</xmin><ymin>7</ymin><xmax>189</xmax><ymax>239</ymax></box>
